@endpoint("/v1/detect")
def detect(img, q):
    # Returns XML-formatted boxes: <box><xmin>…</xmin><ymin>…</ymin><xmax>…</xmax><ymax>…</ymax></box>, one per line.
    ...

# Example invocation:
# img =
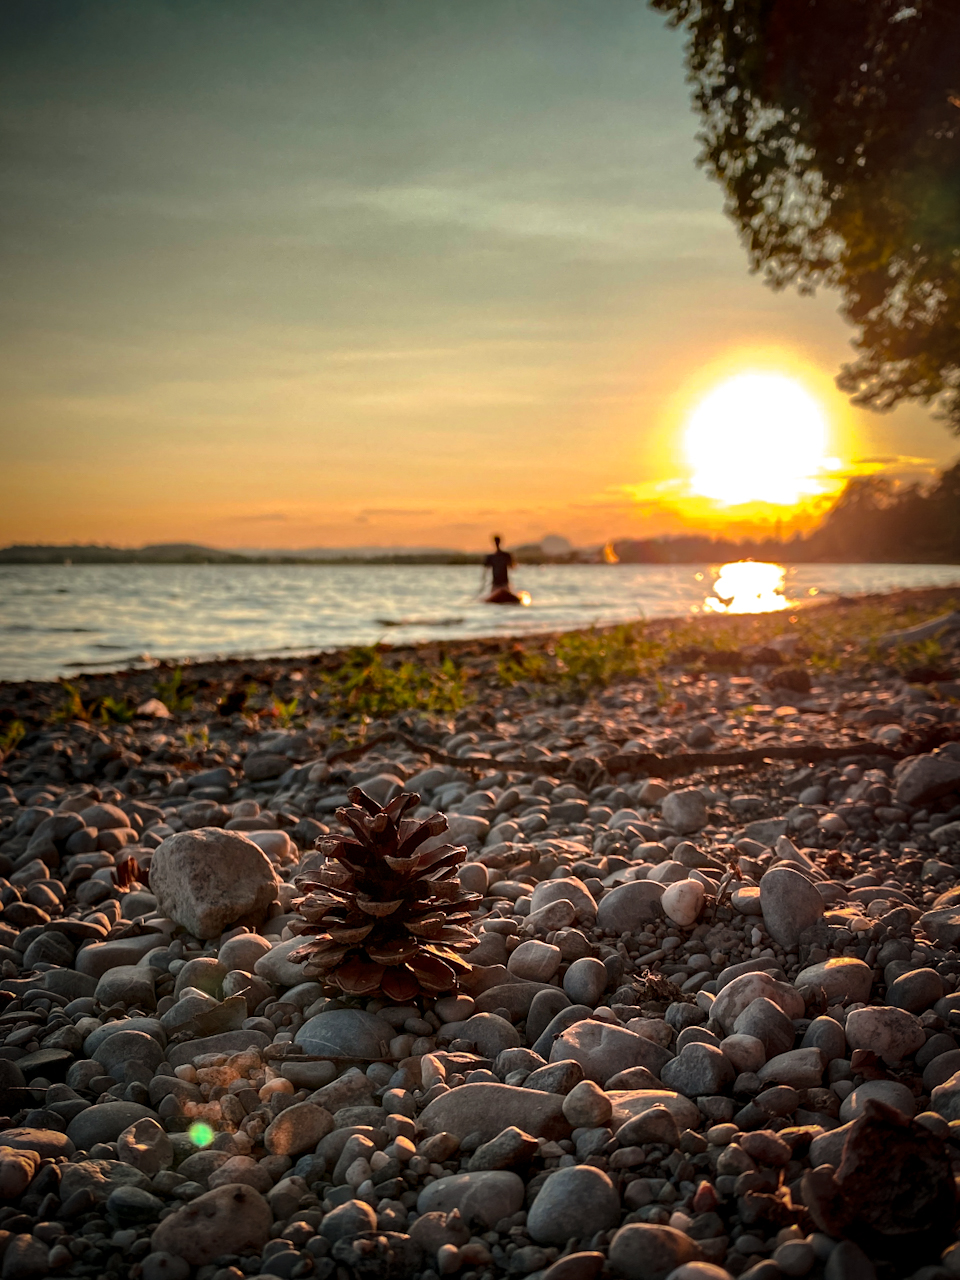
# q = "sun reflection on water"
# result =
<box><xmin>703</xmin><ymin>561</ymin><xmax>790</xmax><ymax>614</ymax></box>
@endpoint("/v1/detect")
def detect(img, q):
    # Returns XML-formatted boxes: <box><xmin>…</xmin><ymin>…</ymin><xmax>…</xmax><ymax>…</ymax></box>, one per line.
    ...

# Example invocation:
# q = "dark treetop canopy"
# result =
<box><xmin>652</xmin><ymin>0</ymin><xmax>960</xmax><ymax>431</ymax></box>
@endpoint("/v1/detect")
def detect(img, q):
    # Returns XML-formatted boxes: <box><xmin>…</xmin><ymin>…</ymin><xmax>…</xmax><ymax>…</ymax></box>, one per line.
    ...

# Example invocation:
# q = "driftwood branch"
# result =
<box><xmin>875</xmin><ymin>610</ymin><xmax>960</xmax><ymax>650</ymax></box>
<box><xmin>327</xmin><ymin>728</ymin><xmax>903</xmax><ymax>782</ymax></box>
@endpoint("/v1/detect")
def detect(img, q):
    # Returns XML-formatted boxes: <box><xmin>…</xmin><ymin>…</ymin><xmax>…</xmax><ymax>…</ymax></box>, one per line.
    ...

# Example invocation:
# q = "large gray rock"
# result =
<box><xmin>608</xmin><ymin>1224</ymin><xmax>703</xmax><ymax>1280</ymax></box>
<box><xmin>527</xmin><ymin>1165</ymin><xmax>620</xmax><ymax>1245</ymax></box>
<box><xmin>661</xmin><ymin>789</ymin><xmax>708</xmax><ymax>835</ymax></box>
<box><xmin>894</xmin><ymin>753</ymin><xmax>960</xmax><ymax>808</ymax></box>
<box><xmin>419</xmin><ymin>1083</ymin><xmax>569</xmax><ymax>1143</ymax></box>
<box><xmin>711</xmin><ymin>971</ymin><xmax>805</xmax><ymax>1033</ymax></box>
<box><xmin>795</xmin><ymin>958</ymin><xmax>872</xmax><ymax>1005</ymax></box>
<box><xmin>416</xmin><ymin>1171</ymin><xmax>524</xmax><ymax>1227</ymax></box>
<box><xmin>530</xmin><ymin>878</ymin><xmax>597</xmax><ymax>921</ymax></box>
<box><xmin>844</xmin><ymin>1006</ymin><xmax>925</xmax><ymax>1064</ymax></box>
<box><xmin>67</xmin><ymin>1102</ymin><xmax>157</xmax><ymax>1150</ymax></box>
<box><xmin>759</xmin><ymin>865</ymin><xmax>823</xmax><ymax>949</ymax></box>
<box><xmin>76</xmin><ymin>935</ymin><xmax>167</xmax><ymax>979</ymax></box>
<box><xmin>920</xmin><ymin>907</ymin><xmax>960</xmax><ymax>949</ymax></box>
<box><xmin>149</xmin><ymin>828</ymin><xmax>278</xmax><ymax>939</ymax></box>
<box><xmin>596</xmin><ymin>881</ymin><xmax>664</xmax><ymax>934</ymax></box>
<box><xmin>150</xmin><ymin>1183</ymin><xmax>273</xmax><ymax>1265</ymax></box>
<box><xmin>551</xmin><ymin>1019</ymin><xmax>672</xmax><ymax>1084</ymax></box>
<box><xmin>253</xmin><ymin>938</ymin><xmax>312</xmax><ymax>988</ymax></box>
<box><xmin>295</xmin><ymin>1009</ymin><xmax>393</xmax><ymax>1060</ymax></box>
<box><xmin>608</xmin><ymin>1090</ymin><xmax>700</xmax><ymax>1133</ymax></box>
<box><xmin>661</xmin><ymin>1043</ymin><xmax>734</xmax><ymax>1098</ymax></box>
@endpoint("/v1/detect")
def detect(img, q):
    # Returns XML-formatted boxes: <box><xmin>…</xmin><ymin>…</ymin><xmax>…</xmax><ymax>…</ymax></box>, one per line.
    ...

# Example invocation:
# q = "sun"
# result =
<box><xmin>685</xmin><ymin>372</ymin><xmax>830</xmax><ymax>506</ymax></box>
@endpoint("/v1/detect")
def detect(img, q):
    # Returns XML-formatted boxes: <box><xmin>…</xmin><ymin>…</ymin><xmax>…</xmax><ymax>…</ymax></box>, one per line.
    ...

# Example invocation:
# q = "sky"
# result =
<box><xmin>1</xmin><ymin>0</ymin><xmax>956</xmax><ymax>552</ymax></box>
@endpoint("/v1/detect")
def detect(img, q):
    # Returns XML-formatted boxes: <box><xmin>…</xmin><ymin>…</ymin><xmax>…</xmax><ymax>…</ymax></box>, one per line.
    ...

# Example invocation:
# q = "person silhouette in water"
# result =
<box><xmin>483</xmin><ymin>535</ymin><xmax>515</xmax><ymax>598</ymax></box>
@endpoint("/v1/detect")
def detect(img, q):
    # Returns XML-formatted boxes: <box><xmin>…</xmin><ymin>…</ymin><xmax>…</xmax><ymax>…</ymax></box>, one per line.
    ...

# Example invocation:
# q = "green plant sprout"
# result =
<box><xmin>154</xmin><ymin>667</ymin><xmax>194</xmax><ymax>714</ymax></box>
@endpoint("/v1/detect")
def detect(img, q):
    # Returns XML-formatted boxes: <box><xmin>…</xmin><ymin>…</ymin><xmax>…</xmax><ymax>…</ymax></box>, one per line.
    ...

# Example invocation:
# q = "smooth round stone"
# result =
<box><xmin>713</xmin><ymin>973</ymin><xmax>804</xmax><ymax>1034</ymax></box>
<box><xmin>318</xmin><ymin>1199</ymin><xmax>377</xmax><ymax>1244</ymax></box>
<box><xmin>279</xmin><ymin>1060</ymin><xmax>337</xmax><ymax>1090</ymax></box>
<box><xmin>149</xmin><ymin>828</ymin><xmax>278</xmax><ymax>940</ymax></box>
<box><xmin>508</xmin><ymin>940</ymin><xmax>562</xmax><ymax>982</ymax></box>
<box><xmin>0</xmin><ymin>1127</ymin><xmax>75</xmax><ymax>1158</ymax></box>
<box><xmin>527</xmin><ymin>1165</ymin><xmax>620</xmax><ymax>1246</ymax></box>
<box><xmin>660</xmin><ymin>879</ymin><xmax>705</xmax><ymax>927</ymax></box>
<box><xmin>795</xmin><ymin>958</ymin><xmax>872</xmax><ymax>1006</ymax></box>
<box><xmin>661</xmin><ymin>789</ymin><xmax>708</xmax><ymax>835</ymax></box>
<box><xmin>648</xmin><ymin>862</ymin><xmax>690</xmax><ymax>885</ymax></box>
<box><xmin>839</xmin><ymin>1079</ymin><xmax>916</xmax><ymax>1122</ymax></box>
<box><xmin>801</xmin><ymin>1016</ymin><xmax>847</xmax><ymax>1062</ymax></box>
<box><xmin>461</xmin><ymin>1013</ymin><xmax>521</xmax><ymax>1057</ymax></box>
<box><xmin>661</xmin><ymin>1043</ymin><xmax>734</xmax><ymax>1098</ymax></box>
<box><xmin>759</xmin><ymin>866</ymin><xmax>823</xmax><ymax>949</ymax></box>
<box><xmin>616</xmin><ymin>1104</ymin><xmax>680</xmax><ymax>1147</ymax></box>
<box><xmin>120</xmin><ymin>890</ymin><xmax>159</xmax><ymax>919</ymax></box>
<box><xmin>772</xmin><ymin>1240</ymin><xmax>816</xmax><ymax>1277</ymax></box>
<box><xmin>732</xmin><ymin>998</ymin><xmax>796</xmax><ymax>1061</ymax></box>
<box><xmin>922</xmin><ymin>1049</ymin><xmax>960</xmax><ymax>1092</ymax></box>
<box><xmin>76</xmin><ymin>934</ymin><xmax>168</xmax><ymax>978</ymax></box>
<box><xmin>458</xmin><ymin>863</ymin><xmax>489</xmax><ymax>895</ymax></box>
<box><xmin>295</xmin><ymin>1009</ymin><xmax>393</xmax><ymax>1060</ymax></box>
<box><xmin>756</xmin><ymin>1048</ymin><xmax>826</xmax><ymax>1089</ymax></box>
<box><xmin>845</xmin><ymin>1006</ymin><xmax>925</xmax><ymax>1063</ymax></box>
<box><xmin>562</xmin><ymin>957</ymin><xmax>608</xmax><ymax>1006</ymax></box>
<box><xmin>93</xmin><ymin>1030</ymin><xmax>165</xmax><ymax>1076</ymax></box>
<box><xmin>419</xmin><ymin>1083</ymin><xmax>567</xmax><ymax>1143</ymax></box>
<box><xmin>264</xmin><ymin>1102</ymin><xmax>335</xmax><ymax>1157</ymax></box>
<box><xmin>596</xmin><ymin>881</ymin><xmax>664</xmax><ymax>934</ymax></box>
<box><xmin>217</xmin><ymin>931</ymin><xmax>273</xmax><ymax>974</ymax></box>
<box><xmin>95</xmin><ymin>965</ymin><xmax>159</xmax><ymax>1010</ymax></box>
<box><xmin>720</xmin><ymin>1034</ymin><xmax>766</xmax><ymax>1074</ymax></box>
<box><xmin>527</xmin><ymin>989</ymin><xmax>573</xmax><ymax>1045</ymax></box>
<box><xmin>252</xmin><ymin>937</ymin><xmax>313</xmax><ymax>988</ymax></box>
<box><xmin>84</xmin><ymin>1018</ymin><xmax>166</xmax><ymax>1057</ymax></box>
<box><xmin>886</xmin><ymin>967</ymin><xmax>945</xmax><ymax>1013</ymax></box>
<box><xmin>150</xmin><ymin>1182</ymin><xmax>273</xmax><ymax>1265</ymax></box>
<box><xmin>80</xmin><ymin>803</ymin><xmax>131</xmax><ymax>831</ymax></box>
<box><xmin>608</xmin><ymin>1223</ymin><xmax>703</xmax><ymax>1280</ymax></box>
<box><xmin>551</xmin><ymin>1020</ymin><xmax>672</xmax><ymax>1084</ymax></box>
<box><xmin>931</xmin><ymin>1072</ymin><xmax>960</xmax><ymax>1122</ymax></box>
<box><xmin>23</xmin><ymin>930</ymin><xmax>75</xmax><ymax>969</ymax></box>
<box><xmin>608</xmin><ymin>1090</ymin><xmax>700</xmax><ymax>1134</ymax></box>
<box><xmin>531</xmin><ymin>878</ymin><xmax>598</xmax><ymax>920</ymax></box>
<box><xmin>247</xmin><ymin>830</ymin><xmax>296</xmax><ymax>862</ymax></box>
<box><xmin>417</xmin><ymin>1171</ymin><xmax>525</xmax><ymax>1227</ymax></box>
<box><xmin>117</xmin><ymin>1118</ymin><xmax>174</xmax><ymax>1175</ymax></box>
<box><xmin>561</xmin><ymin>1080</ymin><xmax>613</xmax><ymax>1128</ymax></box>
<box><xmin>107</xmin><ymin>1184</ymin><xmax>164</xmax><ymax>1226</ymax></box>
<box><xmin>67</xmin><ymin>1101</ymin><xmax>157</xmax><ymax>1149</ymax></box>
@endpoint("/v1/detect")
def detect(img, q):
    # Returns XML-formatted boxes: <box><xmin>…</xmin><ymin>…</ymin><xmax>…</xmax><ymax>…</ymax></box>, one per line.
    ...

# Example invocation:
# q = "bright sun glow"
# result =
<box><xmin>704</xmin><ymin>561</ymin><xmax>789</xmax><ymax>614</ymax></box>
<box><xmin>686</xmin><ymin>373</ymin><xmax>829</xmax><ymax>506</ymax></box>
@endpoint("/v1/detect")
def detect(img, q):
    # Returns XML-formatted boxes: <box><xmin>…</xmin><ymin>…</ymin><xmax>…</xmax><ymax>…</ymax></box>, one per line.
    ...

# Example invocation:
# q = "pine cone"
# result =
<box><xmin>287</xmin><ymin>787</ymin><xmax>480</xmax><ymax>1004</ymax></box>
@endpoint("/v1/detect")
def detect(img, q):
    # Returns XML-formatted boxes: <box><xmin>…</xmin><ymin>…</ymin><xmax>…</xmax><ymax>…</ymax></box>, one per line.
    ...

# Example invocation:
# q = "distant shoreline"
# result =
<box><xmin>3</xmin><ymin>545</ymin><xmax>960</xmax><ymax>567</ymax></box>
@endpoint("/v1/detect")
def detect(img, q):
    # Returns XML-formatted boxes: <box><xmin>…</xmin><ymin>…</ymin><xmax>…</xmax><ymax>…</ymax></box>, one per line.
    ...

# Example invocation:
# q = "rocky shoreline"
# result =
<box><xmin>1</xmin><ymin>589</ymin><xmax>960</xmax><ymax>1280</ymax></box>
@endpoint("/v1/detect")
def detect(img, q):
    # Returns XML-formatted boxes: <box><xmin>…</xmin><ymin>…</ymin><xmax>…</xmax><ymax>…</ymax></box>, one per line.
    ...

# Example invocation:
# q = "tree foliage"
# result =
<box><xmin>804</xmin><ymin>460</ymin><xmax>960</xmax><ymax>561</ymax></box>
<box><xmin>652</xmin><ymin>0</ymin><xmax>960</xmax><ymax>430</ymax></box>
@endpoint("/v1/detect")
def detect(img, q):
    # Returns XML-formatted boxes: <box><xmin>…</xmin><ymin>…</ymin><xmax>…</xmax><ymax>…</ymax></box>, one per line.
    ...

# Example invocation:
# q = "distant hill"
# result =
<box><xmin>0</xmin><ymin>543</ymin><xmax>253</xmax><ymax>564</ymax></box>
<box><xmin>0</xmin><ymin>543</ymin><xmax>483</xmax><ymax>566</ymax></box>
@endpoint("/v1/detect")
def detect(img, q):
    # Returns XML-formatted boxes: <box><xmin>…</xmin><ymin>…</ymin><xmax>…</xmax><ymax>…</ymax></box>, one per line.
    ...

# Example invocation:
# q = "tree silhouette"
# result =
<box><xmin>652</xmin><ymin>0</ymin><xmax>960</xmax><ymax>431</ymax></box>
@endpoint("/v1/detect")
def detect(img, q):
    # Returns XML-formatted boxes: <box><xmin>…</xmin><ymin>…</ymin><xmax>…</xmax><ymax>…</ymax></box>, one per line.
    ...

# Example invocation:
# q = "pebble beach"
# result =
<box><xmin>1</xmin><ymin>587</ymin><xmax>960</xmax><ymax>1280</ymax></box>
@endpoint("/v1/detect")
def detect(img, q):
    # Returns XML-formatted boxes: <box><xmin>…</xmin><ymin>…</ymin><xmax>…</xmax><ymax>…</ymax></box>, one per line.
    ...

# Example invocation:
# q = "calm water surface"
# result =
<box><xmin>1</xmin><ymin>562</ymin><xmax>959</xmax><ymax>682</ymax></box>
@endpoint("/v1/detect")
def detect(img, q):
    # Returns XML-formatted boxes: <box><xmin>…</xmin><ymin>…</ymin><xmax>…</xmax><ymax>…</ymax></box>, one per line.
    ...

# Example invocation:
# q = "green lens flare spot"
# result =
<box><xmin>188</xmin><ymin>1122</ymin><xmax>215</xmax><ymax>1148</ymax></box>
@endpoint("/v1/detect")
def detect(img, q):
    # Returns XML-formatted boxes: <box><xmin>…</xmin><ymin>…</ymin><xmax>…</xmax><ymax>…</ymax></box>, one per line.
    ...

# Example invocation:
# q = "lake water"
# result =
<box><xmin>1</xmin><ymin>561</ymin><xmax>959</xmax><ymax>683</ymax></box>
